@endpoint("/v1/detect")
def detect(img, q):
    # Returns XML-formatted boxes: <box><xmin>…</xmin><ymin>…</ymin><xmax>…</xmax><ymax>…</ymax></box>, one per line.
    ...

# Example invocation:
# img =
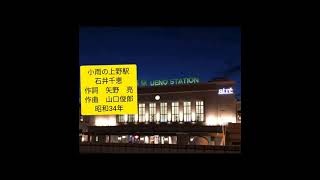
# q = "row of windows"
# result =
<box><xmin>81</xmin><ymin>134</ymin><xmax>177</xmax><ymax>144</ymax></box>
<box><xmin>116</xmin><ymin>101</ymin><xmax>204</xmax><ymax>123</ymax></box>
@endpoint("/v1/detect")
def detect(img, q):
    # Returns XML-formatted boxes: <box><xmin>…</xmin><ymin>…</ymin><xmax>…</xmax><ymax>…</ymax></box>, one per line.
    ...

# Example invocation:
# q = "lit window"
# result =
<box><xmin>145</xmin><ymin>136</ymin><xmax>149</xmax><ymax>144</ymax></box>
<box><xmin>128</xmin><ymin>114</ymin><xmax>135</xmax><ymax>123</ymax></box>
<box><xmin>95</xmin><ymin>136</ymin><xmax>99</xmax><ymax>142</ymax></box>
<box><xmin>183</xmin><ymin>102</ymin><xmax>191</xmax><ymax>122</ymax></box>
<box><xmin>154</xmin><ymin>135</ymin><xmax>159</xmax><ymax>144</ymax></box>
<box><xmin>170</xmin><ymin>136</ymin><xmax>177</xmax><ymax>144</ymax></box>
<box><xmin>160</xmin><ymin>102</ymin><xmax>168</xmax><ymax>122</ymax></box>
<box><xmin>237</xmin><ymin>111</ymin><xmax>241</xmax><ymax>122</ymax></box>
<box><xmin>81</xmin><ymin>135</ymin><xmax>88</xmax><ymax>142</ymax></box>
<box><xmin>138</xmin><ymin>103</ymin><xmax>145</xmax><ymax>122</ymax></box>
<box><xmin>150</xmin><ymin>136</ymin><xmax>155</xmax><ymax>144</ymax></box>
<box><xmin>195</xmin><ymin>101</ymin><xmax>204</xmax><ymax>122</ymax></box>
<box><xmin>116</xmin><ymin>115</ymin><xmax>125</xmax><ymax>123</ymax></box>
<box><xmin>161</xmin><ymin>136</ymin><xmax>169</xmax><ymax>144</ymax></box>
<box><xmin>140</xmin><ymin>136</ymin><xmax>145</xmax><ymax>141</ymax></box>
<box><xmin>171</xmin><ymin>102</ymin><xmax>179</xmax><ymax>122</ymax></box>
<box><xmin>149</xmin><ymin>103</ymin><xmax>156</xmax><ymax>122</ymax></box>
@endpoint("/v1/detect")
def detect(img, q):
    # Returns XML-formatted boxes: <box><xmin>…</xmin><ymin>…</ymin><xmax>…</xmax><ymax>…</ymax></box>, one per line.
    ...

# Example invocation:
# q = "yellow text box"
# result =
<box><xmin>80</xmin><ymin>64</ymin><xmax>137</xmax><ymax>115</ymax></box>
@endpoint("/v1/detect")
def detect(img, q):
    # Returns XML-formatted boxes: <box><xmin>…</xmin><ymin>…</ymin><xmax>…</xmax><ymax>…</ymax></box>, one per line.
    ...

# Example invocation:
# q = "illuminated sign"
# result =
<box><xmin>80</xmin><ymin>64</ymin><xmax>138</xmax><ymax>115</ymax></box>
<box><xmin>139</xmin><ymin>77</ymin><xmax>200</xmax><ymax>87</ymax></box>
<box><xmin>218</xmin><ymin>87</ymin><xmax>233</xmax><ymax>95</ymax></box>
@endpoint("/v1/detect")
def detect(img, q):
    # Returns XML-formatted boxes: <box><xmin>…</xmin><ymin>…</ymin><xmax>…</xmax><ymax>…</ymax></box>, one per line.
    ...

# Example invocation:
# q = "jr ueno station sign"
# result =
<box><xmin>138</xmin><ymin>77</ymin><xmax>200</xmax><ymax>87</ymax></box>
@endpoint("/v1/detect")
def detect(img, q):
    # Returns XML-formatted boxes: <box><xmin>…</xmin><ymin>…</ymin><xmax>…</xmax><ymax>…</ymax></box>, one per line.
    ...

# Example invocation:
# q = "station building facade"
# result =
<box><xmin>79</xmin><ymin>79</ymin><xmax>240</xmax><ymax>146</ymax></box>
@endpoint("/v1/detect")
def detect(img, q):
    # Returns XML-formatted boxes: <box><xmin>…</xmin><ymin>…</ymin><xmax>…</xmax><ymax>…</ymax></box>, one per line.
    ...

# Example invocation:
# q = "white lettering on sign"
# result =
<box><xmin>218</xmin><ymin>87</ymin><xmax>234</xmax><ymax>95</ymax></box>
<box><xmin>139</xmin><ymin>77</ymin><xmax>200</xmax><ymax>87</ymax></box>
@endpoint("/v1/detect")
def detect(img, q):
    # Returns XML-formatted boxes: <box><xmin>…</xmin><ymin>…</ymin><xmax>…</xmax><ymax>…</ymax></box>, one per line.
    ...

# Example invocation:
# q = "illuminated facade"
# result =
<box><xmin>79</xmin><ymin>79</ymin><xmax>240</xmax><ymax>146</ymax></box>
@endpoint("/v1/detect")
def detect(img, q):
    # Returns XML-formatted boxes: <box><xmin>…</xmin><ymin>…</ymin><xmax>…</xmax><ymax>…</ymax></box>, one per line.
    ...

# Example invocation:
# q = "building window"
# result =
<box><xmin>183</xmin><ymin>102</ymin><xmax>191</xmax><ymax>122</ymax></box>
<box><xmin>154</xmin><ymin>135</ymin><xmax>160</xmax><ymax>144</ymax></box>
<box><xmin>95</xmin><ymin>136</ymin><xmax>99</xmax><ymax>142</ymax></box>
<box><xmin>128</xmin><ymin>114</ymin><xmax>135</xmax><ymax>123</ymax></box>
<box><xmin>171</xmin><ymin>102</ymin><xmax>179</xmax><ymax>122</ymax></box>
<box><xmin>116</xmin><ymin>115</ymin><xmax>125</xmax><ymax>123</ymax></box>
<box><xmin>170</xmin><ymin>136</ymin><xmax>177</xmax><ymax>144</ymax></box>
<box><xmin>237</xmin><ymin>111</ymin><xmax>241</xmax><ymax>122</ymax></box>
<box><xmin>149</xmin><ymin>103</ymin><xmax>156</xmax><ymax>122</ymax></box>
<box><xmin>144</xmin><ymin>136</ymin><xmax>149</xmax><ymax>144</ymax></box>
<box><xmin>149</xmin><ymin>136</ymin><xmax>155</xmax><ymax>144</ymax></box>
<box><xmin>138</xmin><ymin>103</ymin><xmax>146</xmax><ymax>122</ymax></box>
<box><xmin>110</xmin><ymin>135</ymin><xmax>119</xmax><ymax>143</ymax></box>
<box><xmin>160</xmin><ymin>102</ymin><xmax>168</xmax><ymax>122</ymax></box>
<box><xmin>195</xmin><ymin>101</ymin><xmax>204</xmax><ymax>122</ymax></box>
<box><xmin>161</xmin><ymin>136</ymin><xmax>170</xmax><ymax>144</ymax></box>
<box><xmin>81</xmin><ymin>135</ymin><xmax>88</xmax><ymax>142</ymax></box>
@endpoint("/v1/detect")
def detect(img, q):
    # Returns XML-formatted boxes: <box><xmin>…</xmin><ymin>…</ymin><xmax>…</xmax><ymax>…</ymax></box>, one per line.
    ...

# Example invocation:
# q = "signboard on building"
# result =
<box><xmin>80</xmin><ymin>64</ymin><xmax>138</xmax><ymax>115</ymax></box>
<box><xmin>139</xmin><ymin>77</ymin><xmax>200</xmax><ymax>87</ymax></box>
<box><xmin>218</xmin><ymin>87</ymin><xmax>234</xmax><ymax>95</ymax></box>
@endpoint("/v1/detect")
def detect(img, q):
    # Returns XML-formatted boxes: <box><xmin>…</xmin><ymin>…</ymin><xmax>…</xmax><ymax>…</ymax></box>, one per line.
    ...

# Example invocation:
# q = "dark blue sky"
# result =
<box><xmin>80</xmin><ymin>27</ymin><xmax>241</xmax><ymax>98</ymax></box>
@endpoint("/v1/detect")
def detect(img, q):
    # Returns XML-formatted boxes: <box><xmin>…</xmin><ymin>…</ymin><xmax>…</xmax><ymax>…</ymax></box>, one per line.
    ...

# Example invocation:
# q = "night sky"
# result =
<box><xmin>80</xmin><ymin>27</ymin><xmax>241</xmax><ymax>98</ymax></box>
